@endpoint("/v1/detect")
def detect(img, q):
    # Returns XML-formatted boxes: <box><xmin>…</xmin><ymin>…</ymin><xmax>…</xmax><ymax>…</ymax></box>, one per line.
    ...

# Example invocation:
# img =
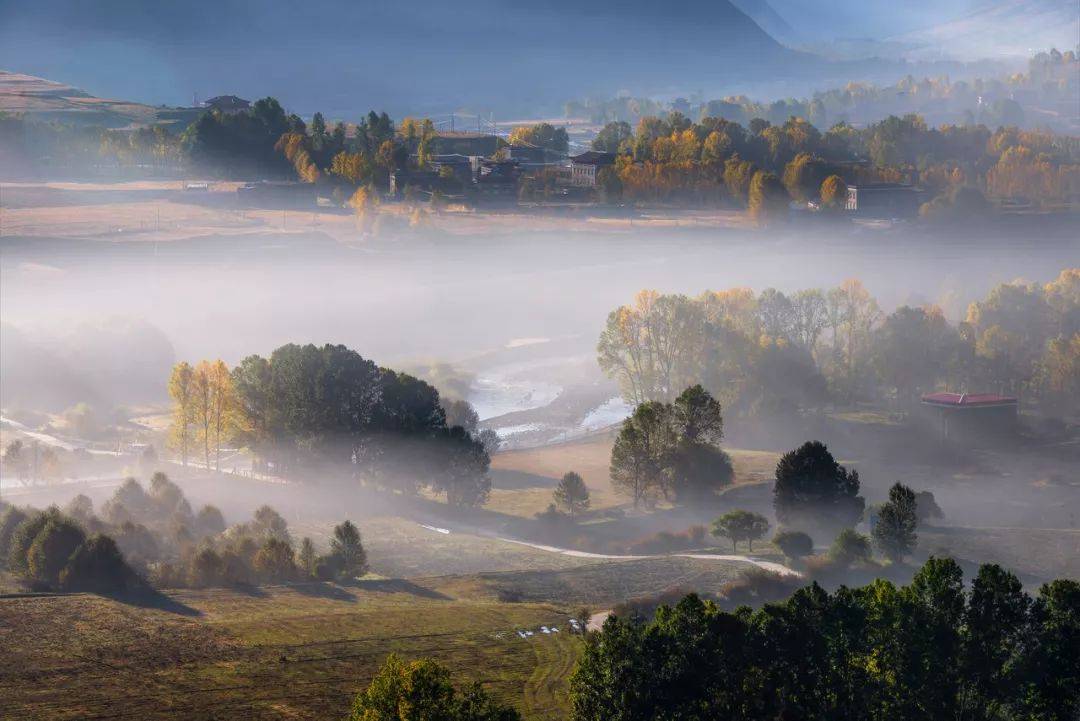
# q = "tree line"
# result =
<box><xmin>0</xmin><ymin>471</ymin><xmax>372</xmax><ymax>592</ymax></box>
<box><xmin>567</xmin><ymin>50</ymin><xmax>1078</xmax><ymax>134</ymax></box>
<box><xmin>598</xmin><ymin>270</ymin><xmax>1080</xmax><ymax>418</ymax></box>
<box><xmin>341</xmin><ymin>557</ymin><xmax>1078</xmax><ymax>721</ymax></box>
<box><xmin>168</xmin><ymin>343</ymin><xmax>494</xmax><ymax>507</ymax></box>
<box><xmin>587</xmin><ymin>109</ymin><xmax>1079</xmax><ymax>220</ymax></box>
<box><xmin>571</xmin><ymin>559</ymin><xmax>1079</xmax><ymax>721</ymax></box>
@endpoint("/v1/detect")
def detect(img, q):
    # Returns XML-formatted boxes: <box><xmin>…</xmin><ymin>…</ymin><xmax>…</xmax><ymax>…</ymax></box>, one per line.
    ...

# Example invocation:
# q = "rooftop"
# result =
<box><xmin>849</xmin><ymin>182</ymin><xmax>916</xmax><ymax>190</ymax></box>
<box><xmin>921</xmin><ymin>392</ymin><xmax>1018</xmax><ymax>407</ymax></box>
<box><xmin>203</xmin><ymin>95</ymin><xmax>250</xmax><ymax>108</ymax></box>
<box><xmin>570</xmin><ymin>151</ymin><xmax>615</xmax><ymax>166</ymax></box>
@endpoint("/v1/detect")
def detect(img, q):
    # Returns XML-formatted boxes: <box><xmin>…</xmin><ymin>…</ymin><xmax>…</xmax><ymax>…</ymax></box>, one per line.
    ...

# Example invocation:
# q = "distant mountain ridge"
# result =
<box><xmin>894</xmin><ymin>0</ymin><xmax>1080</xmax><ymax>59</ymax></box>
<box><xmin>729</xmin><ymin>0</ymin><xmax>801</xmax><ymax>45</ymax></box>
<box><xmin>0</xmin><ymin>70</ymin><xmax>198</xmax><ymax>128</ymax></box>
<box><xmin>0</xmin><ymin>0</ymin><xmax>802</xmax><ymax>116</ymax></box>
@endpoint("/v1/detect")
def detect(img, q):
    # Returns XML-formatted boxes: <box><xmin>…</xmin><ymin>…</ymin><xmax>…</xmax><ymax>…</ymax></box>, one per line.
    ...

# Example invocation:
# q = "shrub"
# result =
<box><xmin>101</xmin><ymin>499</ymin><xmax>131</xmax><ymax>525</ymax></box>
<box><xmin>829</xmin><ymin>528</ymin><xmax>873</xmax><ymax>566</ymax></box>
<box><xmin>195</xmin><ymin>505</ymin><xmax>226</xmax><ymax>537</ymax></box>
<box><xmin>613</xmin><ymin>587</ymin><xmax>701</xmax><ymax>619</ymax></box>
<box><xmin>221</xmin><ymin>550</ymin><xmax>255</xmax><ymax>586</ymax></box>
<box><xmin>27</xmin><ymin>517</ymin><xmax>86</xmax><ymax>585</ymax></box>
<box><xmin>535</xmin><ymin>503</ymin><xmax>569</xmax><ymax>527</ymax></box>
<box><xmin>110</xmin><ymin>478</ymin><xmax>152</xmax><ymax>519</ymax></box>
<box><xmin>872</xmin><ymin>482</ymin><xmax>918</xmax><ymax>561</ymax></box>
<box><xmin>298</xmin><ymin>537</ymin><xmax>318</xmax><ymax>578</ymax></box>
<box><xmin>915</xmin><ymin>491</ymin><xmax>944</xmax><ymax>525</ymax></box>
<box><xmin>627</xmin><ymin>531</ymin><xmax>682</xmax><ymax>555</ymax></box>
<box><xmin>330</xmin><ymin>520</ymin><xmax>367</xmax><ymax>579</ymax></box>
<box><xmin>60</xmin><ymin>535</ymin><xmax>133</xmax><ymax>593</ymax></box>
<box><xmin>252</xmin><ymin>505</ymin><xmax>291</xmax><ymax>543</ymax></box>
<box><xmin>253</xmin><ymin>537</ymin><xmax>296</xmax><ymax>583</ymax></box>
<box><xmin>688</xmin><ymin>525</ymin><xmax>707</xmax><ymax>545</ymax></box>
<box><xmin>114</xmin><ymin>521</ymin><xmax>160</xmax><ymax>567</ymax></box>
<box><xmin>64</xmin><ymin>495</ymin><xmax>94</xmax><ymax>524</ymax></box>
<box><xmin>6</xmin><ymin>509</ymin><xmax>56</xmax><ymax>572</ymax></box>
<box><xmin>188</xmin><ymin>548</ymin><xmax>224</xmax><ymax>587</ymax></box>
<box><xmin>773</xmin><ymin>530</ymin><xmax>814</xmax><ymax>561</ymax></box>
<box><xmin>315</xmin><ymin>553</ymin><xmax>344</xmax><ymax>582</ymax></box>
<box><xmin>553</xmin><ymin>471</ymin><xmax>591</xmax><ymax>520</ymax></box>
<box><xmin>0</xmin><ymin>506</ymin><xmax>28</xmax><ymax>567</ymax></box>
<box><xmin>147</xmin><ymin>561</ymin><xmax>185</xmax><ymax>589</ymax></box>
<box><xmin>149</xmin><ymin>472</ymin><xmax>189</xmax><ymax>519</ymax></box>
<box><xmin>349</xmin><ymin>654</ymin><xmax>521</xmax><ymax>721</ymax></box>
<box><xmin>717</xmin><ymin>568</ymin><xmax>801</xmax><ymax>608</ymax></box>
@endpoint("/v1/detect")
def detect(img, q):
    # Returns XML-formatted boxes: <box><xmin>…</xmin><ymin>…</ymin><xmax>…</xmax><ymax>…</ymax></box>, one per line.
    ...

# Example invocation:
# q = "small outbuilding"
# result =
<box><xmin>920</xmin><ymin>392</ymin><xmax>1019</xmax><ymax>443</ymax></box>
<box><xmin>846</xmin><ymin>182</ymin><xmax>924</xmax><ymax>218</ymax></box>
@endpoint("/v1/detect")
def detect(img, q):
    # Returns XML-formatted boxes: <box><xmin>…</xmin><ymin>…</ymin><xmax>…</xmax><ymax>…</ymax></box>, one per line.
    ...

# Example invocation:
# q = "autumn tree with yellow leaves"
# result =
<box><xmin>168</xmin><ymin>362</ymin><xmax>195</xmax><ymax>466</ymax></box>
<box><xmin>169</xmin><ymin>360</ymin><xmax>242</xmax><ymax>470</ymax></box>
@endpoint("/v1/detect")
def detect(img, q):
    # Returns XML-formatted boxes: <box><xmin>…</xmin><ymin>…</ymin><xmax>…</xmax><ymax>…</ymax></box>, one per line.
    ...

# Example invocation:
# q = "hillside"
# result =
<box><xmin>730</xmin><ymin>0</ymin><xmax>801</xmax><ymax>45</ymax></box>
<box><xmin>0</xmin><ymin>70</ymin><xmax>198</xmax><ymax>129</ymax></box>
<box><xmin>895</xmin><ymin>0</ymin><xmax>1080</xmax><ymax>59</ymax></box>
<box><xmin>0</xmin><ymin>0</ymin><xmax>803</xmax><ymax>116</ymax></box>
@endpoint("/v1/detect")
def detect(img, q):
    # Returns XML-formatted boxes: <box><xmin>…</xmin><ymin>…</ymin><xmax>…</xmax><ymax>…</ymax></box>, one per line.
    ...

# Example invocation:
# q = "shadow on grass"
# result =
<box><xmin>489</xmin><ymin>469</ymin><xmax>558</xmax><ymax>490</ymax></box>
<box><xmin>230</xmin><ymin>583</ymin><xmax>270</xmax><ymax>598</ymax></box>
<box><xmin>109</xmin><ymin>587</ymin><xmax>202</xmax><ymax>617</ymax></box>
<box><xmin>289</xmin><ymin>582</ymin><xmax>358</xmax><ymax>602</ymax></box>
<box><xmin>352</xmin><ymin>577</ymin><xmax>451</xmax><ymax>600</ymax></box>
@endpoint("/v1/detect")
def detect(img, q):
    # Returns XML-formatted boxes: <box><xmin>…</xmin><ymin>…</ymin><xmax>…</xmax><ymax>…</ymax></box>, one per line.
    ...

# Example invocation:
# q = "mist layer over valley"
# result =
<box><xmin>1</xmin><ymin>1</ymin><xmax>1079</xmax><ymax>715</ymax></box>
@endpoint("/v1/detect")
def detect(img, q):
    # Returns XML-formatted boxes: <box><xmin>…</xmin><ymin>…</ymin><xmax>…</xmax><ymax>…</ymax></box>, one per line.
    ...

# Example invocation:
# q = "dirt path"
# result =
<box><xmin>490</xmin><ymin>534</ymin><xmax>799</xmax><ymax>576</ymax></box>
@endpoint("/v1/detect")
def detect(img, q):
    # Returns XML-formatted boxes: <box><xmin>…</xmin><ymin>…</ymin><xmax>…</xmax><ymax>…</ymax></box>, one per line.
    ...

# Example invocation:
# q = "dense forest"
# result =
<box><xmin>571</xmin><ymin>560</ymin><xmax>1080</xmax><ymax>721</ymax></box>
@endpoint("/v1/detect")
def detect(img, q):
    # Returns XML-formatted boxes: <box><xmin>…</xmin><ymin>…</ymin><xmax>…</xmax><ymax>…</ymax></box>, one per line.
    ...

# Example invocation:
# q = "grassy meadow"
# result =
<box><xmin>0</xmin><ymin>584</ymin><xmax>578</xmax><ymax>720</ymax></box>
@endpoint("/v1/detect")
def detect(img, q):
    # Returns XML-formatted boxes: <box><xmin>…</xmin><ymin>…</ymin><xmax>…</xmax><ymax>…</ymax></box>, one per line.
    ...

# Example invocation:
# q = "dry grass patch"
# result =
<box><xmin>489</xmin><ymin>436</ymin><xmax>780</xmax><ymax>518</ymax></box>
<box><xmin>0</xmin><ymin>585</ymin><xmax>579</xmax><ymax>720</ymax></box>
<box><xmin>295</xmin><ymin>516</ymin><xmax>589</xmax><ymax>579</ymax></box>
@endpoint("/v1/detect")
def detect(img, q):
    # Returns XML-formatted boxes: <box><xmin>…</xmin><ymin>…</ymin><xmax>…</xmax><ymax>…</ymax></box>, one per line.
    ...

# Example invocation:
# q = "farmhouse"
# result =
<box><xmin>430</xmin><ymin>132</ymin><xmax>501</xmax><ymax>157</ymax></box>
<box><xmin>506</xmin><ymin>144</ymin><xmax>565</xmax><ymax>169</ymax></box>
<box><xmin>569</xmin><ymin>151</ymin><xmax>615</xmax><ymax>187</ymax></box>
<box><xmin>202</xmin><ymin>95</ymin><xmax>251</xmax><ymax>113</ymax></box>
<box><xmin>846</xmin><ymin>182</ymin><xmax>925</xmax><ymax>218</ymax></box>
<box><xmin>920</xmin><ymin>392</ymin><xmax>1019</xmax><ymax>443</ymax></box>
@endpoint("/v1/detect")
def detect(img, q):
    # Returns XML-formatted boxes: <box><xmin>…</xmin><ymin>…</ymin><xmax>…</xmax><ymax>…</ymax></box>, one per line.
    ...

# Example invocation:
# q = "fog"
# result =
<box><xmin>2</xmin><ymin>3</ymin><xmax>1079</xmax><ymax>718</ymax></box>
<box><xmin>4</xmin><ymin>217</ymin><xmax>1077</xmax><ymax>533</ymax></box>
<box><xmin>4</xmin><ymin>224</ymin><xmax>1072</xmax><ymax>374</ymax></box>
